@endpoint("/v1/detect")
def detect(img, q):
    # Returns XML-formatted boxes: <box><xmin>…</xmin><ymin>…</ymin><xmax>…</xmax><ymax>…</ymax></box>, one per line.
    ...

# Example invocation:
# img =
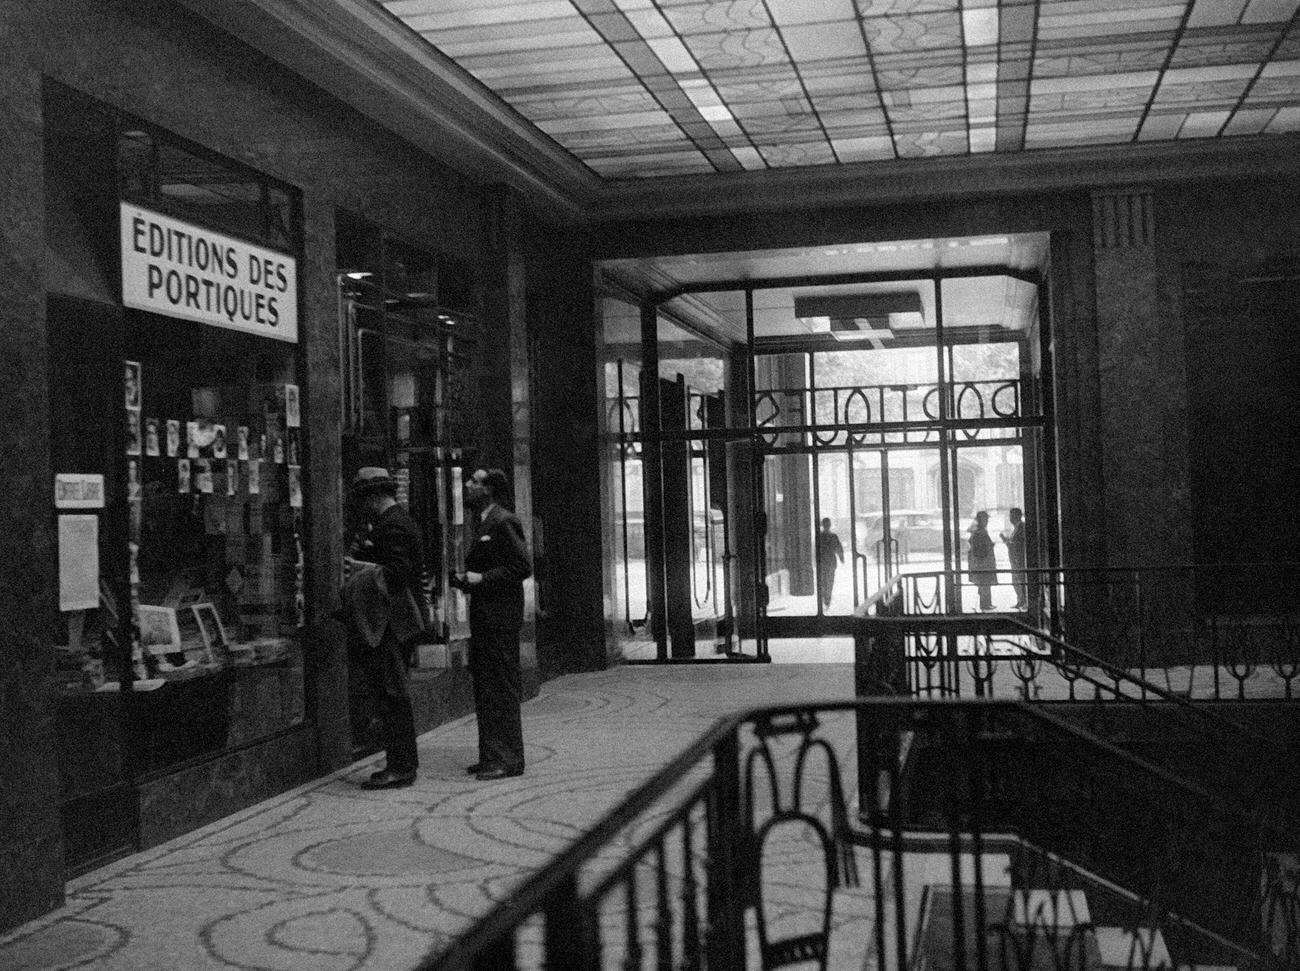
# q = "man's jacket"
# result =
<box><xmin>464</xmin><ymin>505</ymin><xmax>532</xmax><ymax>632</ymax></box>
<box><xmin>342</xmin><ymin>504</ymin><xmax>427</xmax><ymax>647</ymax></box>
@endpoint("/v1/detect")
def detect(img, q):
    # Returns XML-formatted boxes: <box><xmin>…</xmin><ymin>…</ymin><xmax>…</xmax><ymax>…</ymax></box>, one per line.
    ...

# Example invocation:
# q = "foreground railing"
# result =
<box><xmin>421</xmin><ymin>698</ymin><xmax>1296</xmax><ymax>970</ymax></box>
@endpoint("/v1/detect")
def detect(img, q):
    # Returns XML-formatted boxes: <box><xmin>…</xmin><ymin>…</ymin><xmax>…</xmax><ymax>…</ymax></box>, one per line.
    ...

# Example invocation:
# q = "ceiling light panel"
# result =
<box><xmin>378</xmin><ymin>0</ymin><xmax>1300</xmax><ymax>179</ymax></box>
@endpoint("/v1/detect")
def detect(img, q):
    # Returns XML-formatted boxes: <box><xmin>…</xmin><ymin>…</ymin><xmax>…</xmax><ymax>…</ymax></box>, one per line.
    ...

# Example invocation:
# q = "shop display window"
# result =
<box><xmin>46</xmin><ymin>84</ymin><xmax>307</xmax><ymax>803</ymax></box>
<box><xmin>126</xmin><ymin>315</ymin><xmax>306</xmax><ymax>701</ymax></box>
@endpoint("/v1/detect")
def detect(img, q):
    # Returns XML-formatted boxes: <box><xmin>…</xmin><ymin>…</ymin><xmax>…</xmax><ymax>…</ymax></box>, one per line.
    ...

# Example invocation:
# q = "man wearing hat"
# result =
<box><xmin>342</xmin><ymin>466</ymin><xmax>427</xmax><ymax>789</ymax></box>
<box><xmin>452</xmin><ymin>468</ymin><xmax>531</xmax><ymax>781</ymax></box>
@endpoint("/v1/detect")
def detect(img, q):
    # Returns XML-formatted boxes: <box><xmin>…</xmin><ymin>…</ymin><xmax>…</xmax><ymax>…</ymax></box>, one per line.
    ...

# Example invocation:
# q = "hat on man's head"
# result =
<box><xmin>350</xmin><ymin>466</ymin><xmax>398</xmax><ymax>499</ymax></box>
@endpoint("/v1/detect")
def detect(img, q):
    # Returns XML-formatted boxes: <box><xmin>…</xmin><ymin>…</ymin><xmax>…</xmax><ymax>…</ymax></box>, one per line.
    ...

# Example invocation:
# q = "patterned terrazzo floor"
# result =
<box><xmin>0</xmin><ymin>663</ymin><xmax>856</xmax><ymax>971</ymax></box>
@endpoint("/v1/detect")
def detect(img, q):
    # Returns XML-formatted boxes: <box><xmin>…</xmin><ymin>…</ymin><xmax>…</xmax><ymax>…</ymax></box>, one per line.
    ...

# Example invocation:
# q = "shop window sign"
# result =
<box><xmin>120</xmin><ymin>202</ymin><xmax>298</xmax><ymax>342</ymax></box>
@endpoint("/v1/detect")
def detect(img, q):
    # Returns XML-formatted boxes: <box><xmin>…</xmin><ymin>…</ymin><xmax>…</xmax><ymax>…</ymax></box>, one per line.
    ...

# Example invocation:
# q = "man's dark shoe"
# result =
<box><xmin>465</xmin><ymin>762</ymin><xmax>487</xmax><ymax>775</ymax></box>
<box><xmin>475</xmin><ymin>766</ymin><xmax>524</xmax><ymax>781</ymax></box>
<box><xmin>361</xmin><ymin>769</ymin><xmax>416</xmax><ymax>790</ymax></box>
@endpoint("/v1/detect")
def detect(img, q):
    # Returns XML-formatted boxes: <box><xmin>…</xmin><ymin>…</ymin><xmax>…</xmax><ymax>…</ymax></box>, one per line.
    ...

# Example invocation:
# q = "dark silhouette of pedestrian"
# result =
<box><xmin>815</xmin><ymin>517</ymin><xmax>844</xmax><ymax>610</ymax></box>
<box><xmin>1001</xmin><ymin>507</ymin><xmax>1027</xmax><ymax>610</ymax></box>
<box><xmin>968</xmin><ymin>510</ymin><xmax>997</xmax><ymax>611</ymax></box>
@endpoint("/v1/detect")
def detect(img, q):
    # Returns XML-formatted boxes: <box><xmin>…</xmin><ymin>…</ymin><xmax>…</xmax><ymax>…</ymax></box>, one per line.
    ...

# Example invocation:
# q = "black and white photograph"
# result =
<box><xmin>284</xmin><ymin>383</ymin><xmax>300</xmax><ymax>428</ymax></box>
<box><xmin>287</xmin><ymin>464</ymin><xmax>301</xmax><ymax>509</ymax></box>
<box><xmin>7</xmin><ymin>3</ymin><xmax>1300</xmax><ymax>970</ymax></box>
<box><xmin>144</xmin><ymin>418</ymin><xmax>160</xmax><ymax>457</ymax></box>
<box><xmin>124</xmin><ymin>408</ymin><xmax>141</xmax><ymax>456</ymax></box>
<box><xmin>123</xmin><ymin>360</ymin><xmax>141</xmax><ymax>409</ymax></box>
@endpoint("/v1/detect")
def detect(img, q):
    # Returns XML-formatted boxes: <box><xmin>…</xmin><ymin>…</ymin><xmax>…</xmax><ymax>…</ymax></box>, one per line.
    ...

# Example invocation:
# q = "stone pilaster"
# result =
<box><xmin>1092</xmin><ymin>187</ymin><xmax>1192</xmax><ymax>570</ymax></box>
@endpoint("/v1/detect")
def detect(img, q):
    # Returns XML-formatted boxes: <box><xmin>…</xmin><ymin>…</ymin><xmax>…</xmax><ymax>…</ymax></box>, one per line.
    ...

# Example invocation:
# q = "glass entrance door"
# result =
<box><xmin>601</xmin><ymin>256</ymin><xmax>1055</xmax><ymax>663</ymax></box>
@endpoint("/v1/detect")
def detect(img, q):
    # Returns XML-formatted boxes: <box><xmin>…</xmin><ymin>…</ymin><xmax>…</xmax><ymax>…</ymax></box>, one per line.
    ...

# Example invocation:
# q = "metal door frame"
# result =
<box><xmin>623</xmin><ymin>262</ymin><xmax>1053</xmax><ymax>661</ymax></box>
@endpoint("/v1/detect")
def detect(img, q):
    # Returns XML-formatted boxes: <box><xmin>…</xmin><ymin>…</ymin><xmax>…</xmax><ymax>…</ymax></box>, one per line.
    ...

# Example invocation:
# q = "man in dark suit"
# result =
<box><xmin>453</xmin><ymin>468</ymin><xmax>531</xmax><ymax>781</ymax></box>
<box><xmin>342</xmin><ymin>467</ymin><xmax>427</xmax><ymax>789</ymax></box>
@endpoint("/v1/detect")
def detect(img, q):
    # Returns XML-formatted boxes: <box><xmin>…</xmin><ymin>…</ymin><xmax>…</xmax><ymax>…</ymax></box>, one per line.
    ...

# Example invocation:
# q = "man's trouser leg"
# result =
<box><xmin>473</xmin><ymin>624</ymin><xmax>524</xmax><ymax>773</ymax></box>
<box><xmin>468</xmin><ymin>632</ymin><xmax>488</xmax><ymax>765</ymax></box>
<box><xmin>369</xmin><ymin>630</ymin><xmax>419</xmax><ymax>774</ymax></box>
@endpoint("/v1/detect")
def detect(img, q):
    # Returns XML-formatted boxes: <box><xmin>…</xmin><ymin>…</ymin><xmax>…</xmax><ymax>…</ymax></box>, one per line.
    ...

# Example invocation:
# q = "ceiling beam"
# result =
<box><xmin>588</xmin><ymin>134</ymin><xmax>1300</xmax><ymax>223</ymax></box>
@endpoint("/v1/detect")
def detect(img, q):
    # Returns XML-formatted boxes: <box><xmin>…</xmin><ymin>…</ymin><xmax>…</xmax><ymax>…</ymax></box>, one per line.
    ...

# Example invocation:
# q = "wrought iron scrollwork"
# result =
<box><xmin>742</xmin><ymin>711</ymin><xmax>859</xmax><ymax>971</ymax></box>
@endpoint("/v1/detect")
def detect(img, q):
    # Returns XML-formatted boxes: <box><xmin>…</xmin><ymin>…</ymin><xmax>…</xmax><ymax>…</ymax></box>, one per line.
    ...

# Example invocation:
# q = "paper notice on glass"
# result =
<box><xmin>59</xmin><ymin>514</ymin><xmax>99</xmax><ymax>612</ymax></box>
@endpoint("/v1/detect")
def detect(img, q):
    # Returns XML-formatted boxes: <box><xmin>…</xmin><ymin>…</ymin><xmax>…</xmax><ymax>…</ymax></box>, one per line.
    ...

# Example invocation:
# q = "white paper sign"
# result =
<box><xmin>59</xmin><ymin>515</ymin><xmax>99</xmax><ymax>611</ymax></box>
<box><xmin>119</xmin><ymin>202</ymin><xmax>297</xmax><ymax>343</ymax></box>
<box><xmin>55</xmin><ymin>473</ymin><xmax>105</xmax><ymax>509</ymax></box>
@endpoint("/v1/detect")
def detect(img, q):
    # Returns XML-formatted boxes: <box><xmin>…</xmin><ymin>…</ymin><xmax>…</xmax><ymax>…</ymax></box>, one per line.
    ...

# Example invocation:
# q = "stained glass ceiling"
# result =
<box><xmin>377</xmin><ymin>0</ymin><xmax>1300</xmax><ymax>180</ymax></box>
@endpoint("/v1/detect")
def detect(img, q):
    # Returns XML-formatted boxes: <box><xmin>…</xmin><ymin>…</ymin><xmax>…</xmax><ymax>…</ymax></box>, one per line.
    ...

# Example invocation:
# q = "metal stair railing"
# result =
<box><xmin>859</xmin><ymin>576</ymin><xmax>1298</xmax><ymax>837</ymax></box>
<box><xmin>418</xmin><ymin>698</ymin><xmax>1297</xmax><ymax>971</ymax></box>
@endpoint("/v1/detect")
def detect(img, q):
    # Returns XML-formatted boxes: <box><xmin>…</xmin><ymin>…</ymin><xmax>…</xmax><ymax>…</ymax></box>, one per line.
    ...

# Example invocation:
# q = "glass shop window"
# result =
<box><xmin>118</xmin><ymin>129</ymin><xmax>295</xmax><ymax>253</ymax></box>
<box><xmin>337</xmin><ymin>215</ymin><xmax>481</xmax><ymax>649</ymax></box>
<box><xmin>122</xmin><ymin>313</ymin><xmax>307</xmax><ymax>769</ymax></box>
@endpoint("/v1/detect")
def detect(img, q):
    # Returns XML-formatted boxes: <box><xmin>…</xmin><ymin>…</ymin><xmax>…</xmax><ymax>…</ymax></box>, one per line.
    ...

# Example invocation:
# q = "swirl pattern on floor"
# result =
<box><xmin>0</xmin><ymin>663</ymin><xmax>852</xmax><ymax>970</ymax></box>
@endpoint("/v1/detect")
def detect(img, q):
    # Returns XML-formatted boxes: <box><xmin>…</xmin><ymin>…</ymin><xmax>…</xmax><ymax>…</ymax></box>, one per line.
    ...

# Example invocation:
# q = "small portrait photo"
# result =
<box><xmin>186</xmin><ymin>421</ymin><xmax>201</xmax><ymax>458</ymax></box>
<box><xmin>124</xmin><ymin>360</ymin><xmax>142</xmax><ymax>409</ymax></box>
<box><xmin>247</xmin><ymin>459</ymin><xmax>260</xmax><ymax>495</ymax></box>
<box><xmin>196</xmin><ymin>459</ymin><xmax>213</xmax><ymax>494</ymax></box>
<box><xmin>128</xmin><ymin>459</ymin><xmax>141</xmax><ymax>500</ymax></box>
<box><xmin>144</xmin><ymin>418</ymin><xmax>160</xmax><ymax>457</ymax></box>
<box><xmin>177</xmin><ymin>458</ymin><xmax>191</xmax><ymax>493</ymax></box>
<box><xmin>166</xmin><ymin>419</ymin><xmax>180</xmax><ymax>457</ymax></box>
<box><xmin>237</xmin><ymin>426</ymin><xmax>249</xmax><ymax>461</ymax></box>
<box><xmin>272</xmin><ymin>434</ymin><xmax>285</xmax><ymax>465</ymax></box>
<box><xmin>125</xmin><ymin>409</ymin><xmax>142</xmax><ymax>456</ymax></box>
<box><xmin>286</xmin><ymin>428</ymin><xmax>300</xmax><ymax>466</ymax></box>
<box><xmin>226</xmin><ymin>460</ymin><xmax>238</xmax><ymax>496</ymax></box>
<box><xmin>212</xmin><ymin>424</ymin><xmax>227</xmax><ymax>459</ymax></box>
<box><xmin>288</xmin><ymin>464</ymin><xmax>302</xmax><ymax>508</ymax></box>
<box><xmin>285</xmin><ymin>383</ymin><xmax>300</xmax><ymax>428</ymax></box>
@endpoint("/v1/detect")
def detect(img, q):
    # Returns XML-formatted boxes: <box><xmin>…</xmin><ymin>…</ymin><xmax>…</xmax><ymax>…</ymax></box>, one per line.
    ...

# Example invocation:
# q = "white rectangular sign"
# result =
<box><xmin>120</xmin><ymin>202</ymin><xmax>297</xmax><ymax>342</ymax></box>
<box><xmin>54</xmin><ymin>473</ymin><xmax>105</xmax><ymax>509</ymax></box>
<box><xmin>59</xmin><ymin>515</ymin><xmax>100</xmax><ymax>612</ymax></box>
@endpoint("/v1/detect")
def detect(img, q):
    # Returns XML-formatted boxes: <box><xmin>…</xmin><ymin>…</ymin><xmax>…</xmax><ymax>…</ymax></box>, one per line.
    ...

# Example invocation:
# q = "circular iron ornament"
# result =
<box><xmin>812</xmin><ymin>389</ymin><xmax>838</xmax><ymax>446</ymax></box>
<box><xmin>921</xmin><ymin>386</ymin><xmax>942</xmax><ymax>421</ymax></box>
<box><xmin>753</xmin><ymin>391</ymin><xmax>783</xmax><ymax>448</ymax></box>
<box><xmin>956</xmin><ymin>383</ymin><xmax>984</xmax><ymax>439</ymax></box>
<box><xmin>843</xmin><ymin>387</ymin><xmax>872</xmax><ymax>445</ymax></box>
<box><xmin>991</xmin><ymin>379</ymin><xmax>1021</xmax><ymax>418</ymax></box>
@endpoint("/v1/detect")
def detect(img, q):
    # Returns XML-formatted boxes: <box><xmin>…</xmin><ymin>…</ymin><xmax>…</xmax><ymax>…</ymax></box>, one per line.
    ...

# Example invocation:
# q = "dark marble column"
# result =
<box><xmin>299</xmin><ymin>195</ymin><xmax>350</xmax><ymax>772</ymax></box>
<box><xmin>0</xmin><ymin>59</ymin><xmax>65</xmax><ymax>929</ymax></box>
<box><xmin>481</xmin><ymin>188</ymin><xmax>540</xmax><ymax>669</ymax></box>
<box><xmin>1092</xmin><ymin>187</ymin><xmax>1193</xmax><ymax>570</ymax></box>
<box><xmin>1092</xmin><ymin>187</ymin><xmax>1195</xmax><ymax>651</ymax></box>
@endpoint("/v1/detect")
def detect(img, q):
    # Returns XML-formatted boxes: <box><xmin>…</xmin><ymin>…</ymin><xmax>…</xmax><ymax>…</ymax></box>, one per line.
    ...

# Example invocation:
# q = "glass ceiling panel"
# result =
<box><xmin>377</xmin><ymin>0</ymin><xmax>1300</xmax><ymax>180</ymax></box>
